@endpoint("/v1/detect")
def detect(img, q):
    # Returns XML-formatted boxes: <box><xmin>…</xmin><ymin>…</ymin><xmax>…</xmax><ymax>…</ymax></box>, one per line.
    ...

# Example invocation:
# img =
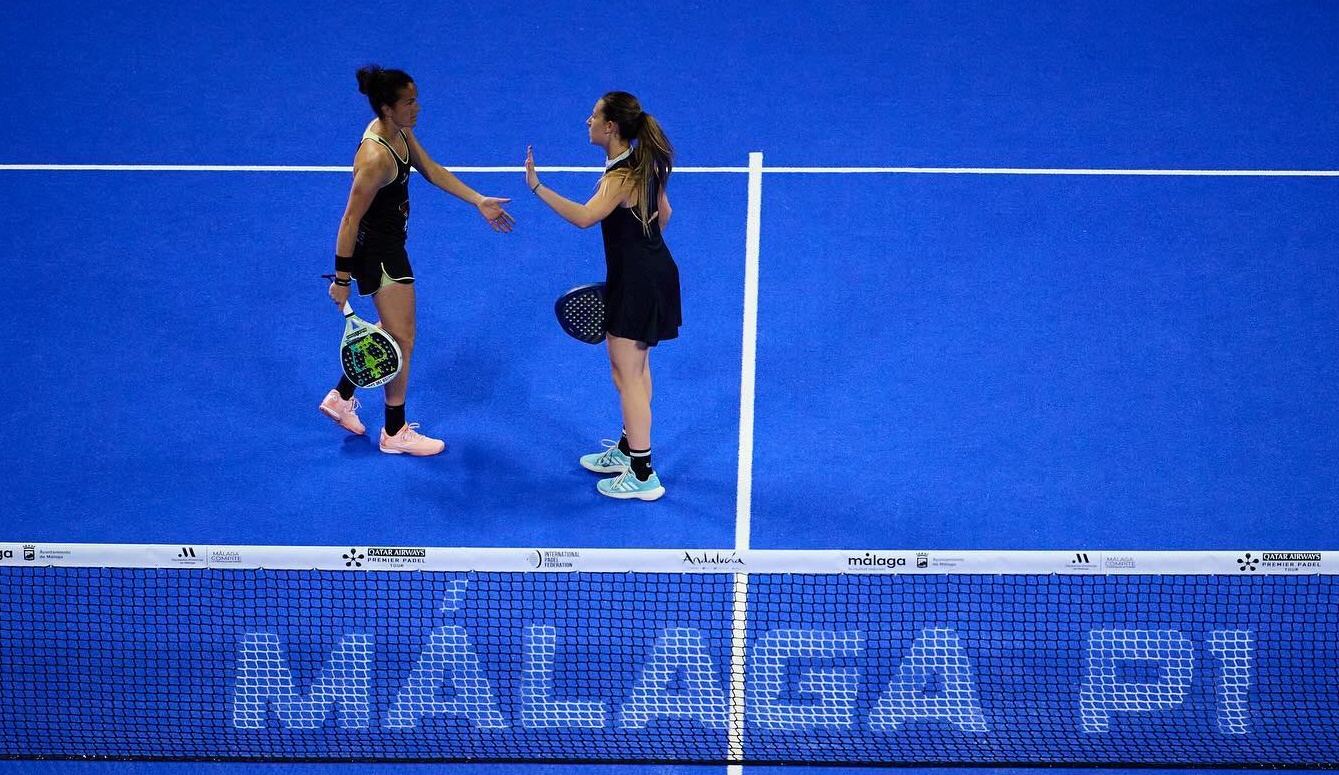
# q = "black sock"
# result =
<box><xmin>629</xmin><ymin>448</ymin><xmax>653</xmax><ymax>481</ymax></box>
<box><xmin>335</xmin><ymin>376</ymin><xmax>357</xmax><ymax>401</ymax></box>
<box><xmin>618</xmin><ymin>431</ymin><xmax>631</xmax><ymax>456</ymax></box>
<box><xmin>385</xmin><ymin>403</ymin><xmax>406</xmax><ymax>436</ymax></box>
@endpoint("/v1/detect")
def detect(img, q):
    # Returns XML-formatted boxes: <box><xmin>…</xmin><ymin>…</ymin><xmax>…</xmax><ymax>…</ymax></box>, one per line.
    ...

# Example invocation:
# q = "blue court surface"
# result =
<box><xmin>2</xmin><ymin>0</ymin><xmax>1337</xmax><ymax>773</ymax></box>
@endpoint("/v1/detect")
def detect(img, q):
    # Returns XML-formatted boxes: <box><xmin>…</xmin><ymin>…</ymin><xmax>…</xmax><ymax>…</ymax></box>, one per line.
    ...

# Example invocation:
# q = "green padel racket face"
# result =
<box><xmin>338</xmin><ymin>300</ymin><xmax>403</xmax><ymax>388</ymax></box>
<box><xmin>341</xmin><ymin>327</ymin><xmax>401</xmax><ymax>388</ymax></box>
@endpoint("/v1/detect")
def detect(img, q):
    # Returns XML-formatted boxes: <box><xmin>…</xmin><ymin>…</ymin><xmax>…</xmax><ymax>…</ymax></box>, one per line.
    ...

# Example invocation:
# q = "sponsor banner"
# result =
<box><xmin>0</xmin><ymin>545</ymin><xmax>1327</xmax><ymax>575</ymax></box>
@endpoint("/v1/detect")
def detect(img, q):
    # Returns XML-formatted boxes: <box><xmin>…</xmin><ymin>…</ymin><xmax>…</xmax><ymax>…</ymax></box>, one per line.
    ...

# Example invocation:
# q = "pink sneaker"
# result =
<box><xmin>379</xmin><ymin>423</ymin><xmax>446</xmax><ymax>456</ymax></box>
<box><xmin>319</xmin><ymin>389</ymin><xmax>365</xmax><ymax>435</ymax></box>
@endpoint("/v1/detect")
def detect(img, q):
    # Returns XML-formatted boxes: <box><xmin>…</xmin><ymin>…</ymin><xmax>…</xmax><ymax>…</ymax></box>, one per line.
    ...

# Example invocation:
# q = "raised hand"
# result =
<box><xmin>525</xmin><ymin>145</ymin><xmax>541</xmax><ymax>193</ymax></box>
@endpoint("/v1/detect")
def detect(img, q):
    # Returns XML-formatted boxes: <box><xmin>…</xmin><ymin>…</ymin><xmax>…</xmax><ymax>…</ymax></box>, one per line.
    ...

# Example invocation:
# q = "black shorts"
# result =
<box><xmin>351</xmin><ymin>245</ymin><xmax>414</xmax><ymax>297</ymax></box>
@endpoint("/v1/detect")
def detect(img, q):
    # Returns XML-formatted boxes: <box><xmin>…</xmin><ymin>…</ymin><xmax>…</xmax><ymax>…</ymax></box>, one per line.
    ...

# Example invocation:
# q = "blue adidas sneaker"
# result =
<box><xmin>580</xmin><ymin>440</ymin><xmax>631</xmax><ymax>473</ymax></box>
<box><xmin>597</xmin><ymin>469</ymin><xmax>665</xmax><ymax>501</ymax></box>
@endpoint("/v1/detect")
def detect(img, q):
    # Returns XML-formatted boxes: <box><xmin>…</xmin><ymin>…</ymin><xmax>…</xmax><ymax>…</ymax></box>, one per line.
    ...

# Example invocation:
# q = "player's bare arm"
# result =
<box><xmin>526</xmin><ymin>146</ymin><xmax>630</xmax><ymax>228</ymax></box>
<box><xmin>336</xmin><ymin>144</ymin><xmax>396</xmax><ymax>256</ymax></box>
<box><xmin>403</xmin><ymin>128</ymin><xmax>513</xmax><ymax>231</ymax></box>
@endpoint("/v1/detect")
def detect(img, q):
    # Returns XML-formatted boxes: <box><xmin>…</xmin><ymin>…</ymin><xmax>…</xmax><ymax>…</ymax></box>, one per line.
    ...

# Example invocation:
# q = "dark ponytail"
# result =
<box><xmin>599</xmin><ymin>91</ymin><xmax>673</xmax><ymax>232</ymax></box>
<box><xmin>356</xmin><ymin>65</ymin><xmax>414</xmax><ymax>118</ymax></box>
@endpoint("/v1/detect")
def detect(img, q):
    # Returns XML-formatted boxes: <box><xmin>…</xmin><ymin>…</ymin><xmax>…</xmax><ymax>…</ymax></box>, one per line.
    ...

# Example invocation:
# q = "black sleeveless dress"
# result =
<box><xmin>599</xmin><ymin>153</ymin><xmax>682</xmax><ymax>346</ymax></box>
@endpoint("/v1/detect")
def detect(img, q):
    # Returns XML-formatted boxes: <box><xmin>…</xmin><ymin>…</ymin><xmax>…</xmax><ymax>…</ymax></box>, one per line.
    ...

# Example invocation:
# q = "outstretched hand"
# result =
<box><xmin>477</xmin><ymin>197</ymin><xmax>514</xmax><ymax>232</ymax></box>
<box><xmin>525</xmin><ymin>145</ymin><xmax>540</xmax><ymax>193</ymax></box>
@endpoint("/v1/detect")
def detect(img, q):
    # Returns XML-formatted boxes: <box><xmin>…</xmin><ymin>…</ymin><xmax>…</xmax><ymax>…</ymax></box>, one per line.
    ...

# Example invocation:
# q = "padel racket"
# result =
<box><xmin>339</xmin><ymin>301</ymin><xmax>402</xmax><ymax>388</ymax></box>
<box><xmin>555</xmin><ymin>282</ymin><xmax>607</xmax><ymax>344</ymax></box>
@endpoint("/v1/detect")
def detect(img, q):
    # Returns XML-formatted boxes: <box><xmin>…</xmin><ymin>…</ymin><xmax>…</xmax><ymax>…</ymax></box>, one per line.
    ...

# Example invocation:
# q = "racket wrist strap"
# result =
<box><xmin>530</xmin><ymin>181</ymin><xmax>542</xmax><ymax>194</ymax></box>
<box><xmin>332</xmin><ymin>277</ymin><xmax>351</xmax><ymax>287</ymax></box>
<box><xmin>335</xmin><ymin>254</ymin><xmax>355</xmax><ymax>273</ymax></box>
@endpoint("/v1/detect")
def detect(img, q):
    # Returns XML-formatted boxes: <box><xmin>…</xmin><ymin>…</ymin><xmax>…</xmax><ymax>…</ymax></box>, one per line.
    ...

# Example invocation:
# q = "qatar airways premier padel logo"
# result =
<box><xmin>366</xmin><ymin>548</ymin><xmax>427</xmax><ymax>567</ymax></box>
<box><xmin>1259</xmin><ymin>552</ymin><xmax>1321</xmax><ymax>571</ymax></box>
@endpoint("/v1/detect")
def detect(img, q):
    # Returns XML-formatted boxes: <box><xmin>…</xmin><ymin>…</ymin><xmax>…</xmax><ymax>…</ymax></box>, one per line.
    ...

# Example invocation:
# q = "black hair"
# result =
<box><xmin>356</xmin><ymin>65</ymin><xmax>414</xmax><ymax>118</ymax></box>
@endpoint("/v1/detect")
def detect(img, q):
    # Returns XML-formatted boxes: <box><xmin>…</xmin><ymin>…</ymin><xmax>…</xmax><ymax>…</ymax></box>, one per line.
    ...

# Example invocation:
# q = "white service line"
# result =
<box><xmin>0</xmin><ymin>164</ymin><xmax>746</xmax><ymax>173</ymax></box>
<box><xmin>0</xmin><ymin>164</ymin><xmax>350</xmax><ymax>172</ymax></box>
<box><xmin>6</xmin><ymin>164</ymin><xmax>1338</xmax><ymax>176</ymax></box>
<box><xmin>763</xmin><ymin>166</ymin><xmax>1339</xmax><ymax>176</ymax></box>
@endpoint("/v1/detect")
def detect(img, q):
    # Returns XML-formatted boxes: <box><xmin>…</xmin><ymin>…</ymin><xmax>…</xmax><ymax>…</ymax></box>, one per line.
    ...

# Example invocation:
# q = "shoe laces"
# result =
<box><xmin>608</xmin><ymin>469</ymin><xmax>646</xmax><ymax>492</ymax></box>
<box><xmin>607</xmin><ymin>469</ymin><xmax>631</xmax><ymax>490</ymax></box>
<box><xmin>397</xmin><ymin>422</ymin><xmax>422</xmax><ymax>441</ymax></box>
<box><xmin>345</xmin><ymin>396</ymin><xmax>361</xmax><ymax>415</ymax></box>
<box><xmin>595</xmin><ymin>439</ymin><xmax>626</xmax><ymax>464</ymax></box>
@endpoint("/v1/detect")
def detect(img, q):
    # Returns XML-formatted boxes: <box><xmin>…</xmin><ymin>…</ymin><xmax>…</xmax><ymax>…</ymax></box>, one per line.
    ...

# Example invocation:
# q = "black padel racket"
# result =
<box><xmin>555</xmin><ymin>282</ymin><xmax>607</xmax><ymax>344</ymax></box>
<box><xmin>339</xmin><ymin>301</ymin><xmax>402</xmax><ymax>388</ymax></box>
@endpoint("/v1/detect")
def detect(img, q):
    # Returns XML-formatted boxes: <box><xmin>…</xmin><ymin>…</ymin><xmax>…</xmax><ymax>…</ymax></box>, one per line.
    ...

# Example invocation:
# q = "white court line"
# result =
<box><xmin>0</xmin><ymin>164</ymin><xmax>746</xmax><ymax>173</ymax></box>
<box><xmin>728</xmin><ymin>151</ymin><xmax>764</xmax><ymax>774</ymax></box>
<box><xmin>736</xmin><ymin>151</ymin><xmax>763</xmax><ymax>553</ymax></box>
<box><xmin>4</xmin><ymin>163</ymin><xmax>1339</xmax><ymax>175</ymax></box>
<box><xmin>0</xmin><ymin>164</ymin><xmax>353</xmax><ymax>172</ymax></box>
<box><xmin>727</xmin><ymin>571</ymin><xmax>748</xmax><ymax>769</ymax></box>
<box><xmin>765</xmin><ymin>166</ymin><xmax>1339</xmax><ymax>176</ymax></box>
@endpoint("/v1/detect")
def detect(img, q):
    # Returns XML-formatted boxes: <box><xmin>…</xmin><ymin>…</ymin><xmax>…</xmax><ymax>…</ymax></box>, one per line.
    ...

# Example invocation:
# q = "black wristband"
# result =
<box><xmin>531</xmin><ymin>181</ymin><xmax>542</xmax><ymax>194</ymax></box>
<box><xmin>332</xmin><ymin>277</ymin><xmax>352</xmax><ymax>287</ymax></box>
<box><xmin>335</xmin><ymin>254</ymin><xmax>355</xmax><ymax>273</ymax></box>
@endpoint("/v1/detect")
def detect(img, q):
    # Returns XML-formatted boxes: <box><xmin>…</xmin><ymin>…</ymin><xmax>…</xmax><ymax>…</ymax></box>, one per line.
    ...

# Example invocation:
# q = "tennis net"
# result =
<box><xmin>0</xmin><ymin>544</ymin><xmax>1335</xmax><ymax>766</ymax></box>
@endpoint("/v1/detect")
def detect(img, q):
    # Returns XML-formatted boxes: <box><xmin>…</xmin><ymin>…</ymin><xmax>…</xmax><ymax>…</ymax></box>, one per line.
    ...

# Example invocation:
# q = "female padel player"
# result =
<box><xmin>525</xmin><ymin>92</ymin><xmax>681</xmax><ymax>500</ymax></box>
<box><xmin>321</xmin><ymin>65</ymin><xmax>514</xmax><ymax>455</ymax></box>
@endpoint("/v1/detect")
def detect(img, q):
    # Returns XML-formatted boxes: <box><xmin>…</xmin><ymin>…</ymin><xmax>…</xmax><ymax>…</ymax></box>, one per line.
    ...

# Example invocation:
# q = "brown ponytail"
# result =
<box><xmin>599</xmin><ymin>91</ymin><xmax>674</xmax><ymax>232</ymax></box>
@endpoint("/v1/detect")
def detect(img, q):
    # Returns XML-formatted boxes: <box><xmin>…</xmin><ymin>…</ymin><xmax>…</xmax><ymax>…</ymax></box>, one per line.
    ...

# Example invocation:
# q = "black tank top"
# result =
<box><xmin>599</xmin><ymin>152</ymin><xmax>666</xmax><ymax>257</ymax></box>
<box><xmin>357</xmin><ymin>131</ymin><xmax>411</xmax><ymax>250</ymax></box>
